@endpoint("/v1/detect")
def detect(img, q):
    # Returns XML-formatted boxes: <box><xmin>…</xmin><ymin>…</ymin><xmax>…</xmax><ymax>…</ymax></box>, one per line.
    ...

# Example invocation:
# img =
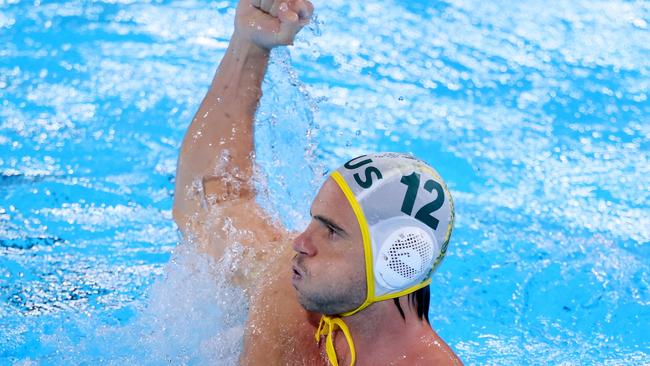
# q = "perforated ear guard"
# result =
<box><xmin>372</xmin><ymin>217</ymin><xmax>441</xmax><ymax>291</ymax></box>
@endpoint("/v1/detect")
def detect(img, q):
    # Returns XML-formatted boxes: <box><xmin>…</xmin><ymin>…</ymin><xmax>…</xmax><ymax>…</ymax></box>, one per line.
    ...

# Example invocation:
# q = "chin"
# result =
<box><xmin>296</xmin><ymin>295</ymin><xmax>314</xmax><ymax>312</ymax></box>
<box><xmin>295</xmin><ymin>291</ymin><xmax>321</xmax><ymax>313</ymax></box>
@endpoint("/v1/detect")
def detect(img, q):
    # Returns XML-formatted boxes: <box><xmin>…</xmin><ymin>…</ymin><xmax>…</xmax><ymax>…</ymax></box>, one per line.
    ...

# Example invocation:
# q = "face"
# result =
<box><xmin>291</xmin><ymin>178</ymin><xmax>367</xmax><ymax>315</ymax></box>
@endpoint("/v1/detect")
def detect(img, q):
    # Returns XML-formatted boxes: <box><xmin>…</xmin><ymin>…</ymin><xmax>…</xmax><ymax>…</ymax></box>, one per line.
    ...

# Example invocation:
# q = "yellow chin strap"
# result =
<box><xmin>315</xmin><ymin>315</ymin><xmax>356</xmax><ymax>366</ymax></box>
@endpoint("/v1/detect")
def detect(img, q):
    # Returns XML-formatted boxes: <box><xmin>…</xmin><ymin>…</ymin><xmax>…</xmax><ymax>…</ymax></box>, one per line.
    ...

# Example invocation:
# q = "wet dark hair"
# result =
<box><xmin>393</xmin><ymin>285</ymin><xmax>430</xmax><ymax>323</ymax></box>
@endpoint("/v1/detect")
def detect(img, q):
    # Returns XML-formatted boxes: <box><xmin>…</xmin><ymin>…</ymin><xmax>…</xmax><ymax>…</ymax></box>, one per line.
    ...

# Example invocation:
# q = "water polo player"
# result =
<box><xmin>172</xmin><ymin>0</ymin><xmax>463</xmax><ymax>364</ymax></box>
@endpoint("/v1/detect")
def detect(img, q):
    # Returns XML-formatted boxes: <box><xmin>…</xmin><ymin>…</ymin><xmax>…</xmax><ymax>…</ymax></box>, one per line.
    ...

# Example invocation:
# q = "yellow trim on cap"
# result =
<box><xmin>373</xmin><ymin>278</ymin><xmax>432</xmax><ymax>303</ymax></box>
<box><xmin>419</xmin><ymin>163</ymin><xmax>454</xmax><ymax>256</ymax></box>
<box><xmin>435</xmin><ymin>178</ymin><xmax>454</xmax><ymax>270</ymax></box>
<box><xmin>330</xmin><ymin>171</ymin><xmax>375</xmax><ymax>316</ymax></box>
<box><xmin>330</xmin><ymin>171</ymin><xmax>437</xmax><ymax>316</ymax></box>
<box><xmin>415</xmin><ymin>162</ymin><xmax>454</xmax><ymax>273</ymax></box>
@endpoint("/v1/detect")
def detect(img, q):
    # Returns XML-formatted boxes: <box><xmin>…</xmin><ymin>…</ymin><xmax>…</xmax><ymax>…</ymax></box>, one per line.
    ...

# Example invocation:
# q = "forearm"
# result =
<box><xmin>172</xmin><ymin>0</ymin><xmax>313</xmax><ymax>230</ymax></box>
<box><xmin>173</xmin><ymin>34</ymin><xmax>270</xmax><ymax>223</ymax></box>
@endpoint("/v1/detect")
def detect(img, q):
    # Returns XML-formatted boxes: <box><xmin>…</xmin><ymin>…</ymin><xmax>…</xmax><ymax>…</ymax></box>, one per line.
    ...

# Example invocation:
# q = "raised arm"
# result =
<box><xmin>172</xmin><ymin>0</ymin><xmax>313</xmax><ymax>252</ymax></box>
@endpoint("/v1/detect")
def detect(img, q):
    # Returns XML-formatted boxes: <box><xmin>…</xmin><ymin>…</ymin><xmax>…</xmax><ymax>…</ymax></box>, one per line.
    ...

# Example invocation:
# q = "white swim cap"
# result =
<box><xmin>329</xmin><ymin>152</ymin><xmax>454</xmax><ymax>316</ymax></box>
<box><xmin>315</xmin><ymin>153</ymin><xmax>455</xmax><ymax>366</ymax></box>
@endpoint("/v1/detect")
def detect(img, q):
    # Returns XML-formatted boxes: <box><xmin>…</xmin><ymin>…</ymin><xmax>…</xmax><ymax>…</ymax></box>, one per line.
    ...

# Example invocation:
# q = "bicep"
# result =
<box><xmin>172</xmin><ymin>169</ymin><xmax>254</xmax><ymax>231</ymax></box>
<box><xmin>172</xmin><ymin>141</ymin><xmax>253</xmax><ymax>228</ymax></box>
<box><xmin>172</xmin><ymin>163</ymin><xmax>286</xmax><ymax>269</ymax></box>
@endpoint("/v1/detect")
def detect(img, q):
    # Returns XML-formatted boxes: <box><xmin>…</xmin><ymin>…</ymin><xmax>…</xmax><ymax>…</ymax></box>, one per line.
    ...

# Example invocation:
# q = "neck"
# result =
<box><xmin>331</xmin><ymin>297</ymin><xmax>430</xmax><ymax>365</ymax></box>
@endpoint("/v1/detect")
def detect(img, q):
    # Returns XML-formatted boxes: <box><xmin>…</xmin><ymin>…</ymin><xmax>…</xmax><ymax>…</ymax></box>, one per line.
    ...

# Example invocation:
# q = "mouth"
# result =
<box><xmin>292</xmin><ymin>264</ymin><xmax>303</xmax><ymax>282</ymax></box>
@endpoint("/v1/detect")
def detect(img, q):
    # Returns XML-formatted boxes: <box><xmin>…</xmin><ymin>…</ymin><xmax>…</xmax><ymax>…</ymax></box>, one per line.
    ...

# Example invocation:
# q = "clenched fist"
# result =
<box><xmin>234</xmin><ymin>0</ymin><xmax>314</xmax><ymax>50</ymax></box>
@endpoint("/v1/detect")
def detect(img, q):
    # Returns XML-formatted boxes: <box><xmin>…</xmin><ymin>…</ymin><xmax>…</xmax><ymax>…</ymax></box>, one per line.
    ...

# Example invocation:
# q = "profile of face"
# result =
<box><xmin>291</xmin><ymin>178</ymin><xmax>367</xmax><ymax>315</ymax></box>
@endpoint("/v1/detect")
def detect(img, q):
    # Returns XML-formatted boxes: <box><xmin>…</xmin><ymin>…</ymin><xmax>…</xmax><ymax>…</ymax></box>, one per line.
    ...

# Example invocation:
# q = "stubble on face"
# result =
<box><xmin>293</xmin><ymin>254</ymin><xmax>367</xmax><ymax>315</ymax></box>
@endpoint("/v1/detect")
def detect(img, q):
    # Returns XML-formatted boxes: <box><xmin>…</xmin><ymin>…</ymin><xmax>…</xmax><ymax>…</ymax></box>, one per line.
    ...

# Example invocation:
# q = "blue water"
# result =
<box><xmin>1</xmin><ymin>0</ymin><xmax>649</xmax><ymax>365</ymax></box>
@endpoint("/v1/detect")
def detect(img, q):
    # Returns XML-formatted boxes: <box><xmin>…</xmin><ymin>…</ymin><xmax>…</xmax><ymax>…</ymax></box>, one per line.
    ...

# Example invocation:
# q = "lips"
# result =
<box><xmin>292</xmin><ymin>264</ymin><xmax>303</xmax><ymax>280</ymax></box>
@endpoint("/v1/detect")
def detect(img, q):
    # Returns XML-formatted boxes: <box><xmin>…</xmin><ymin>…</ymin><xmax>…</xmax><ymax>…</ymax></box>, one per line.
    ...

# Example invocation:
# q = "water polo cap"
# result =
<box><xmin>330</xmin><ymin>152</ymin><xmax>454</xmax><ymax>314</ymax></box>
<box><xmin>315</xmin><ymin>152</ymin><xmax>454</xmax><ymax>366</ymax></box>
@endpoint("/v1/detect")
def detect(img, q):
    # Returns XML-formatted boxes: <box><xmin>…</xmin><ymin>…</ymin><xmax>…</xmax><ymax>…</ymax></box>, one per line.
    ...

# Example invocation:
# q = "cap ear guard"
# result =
<box><xmin>372</xmin><ymin>218</ymin><xmax>441</xmax><ymax>291</ymax></box>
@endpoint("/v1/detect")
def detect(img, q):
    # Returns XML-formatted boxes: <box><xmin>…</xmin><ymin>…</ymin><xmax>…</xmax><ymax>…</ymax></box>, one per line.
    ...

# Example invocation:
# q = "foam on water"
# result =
<box><xmin>9</xmin><ymin>242</ymin><xmax>247</xmax><ymax>365</ymax></box>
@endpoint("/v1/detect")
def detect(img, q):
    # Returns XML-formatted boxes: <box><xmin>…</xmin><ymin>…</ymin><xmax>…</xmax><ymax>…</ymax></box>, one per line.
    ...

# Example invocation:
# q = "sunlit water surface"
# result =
<box><xmin>1</xmin><ymin>0</ymin><xmax>648</xmax><ymax>364</ymax></box>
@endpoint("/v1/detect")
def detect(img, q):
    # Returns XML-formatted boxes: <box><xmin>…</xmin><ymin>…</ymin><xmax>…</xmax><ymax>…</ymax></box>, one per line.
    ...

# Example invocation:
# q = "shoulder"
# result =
<box><xmin>245</xmin><ymin>239</ymin><xmax>311</xmax><ymax>329</ymax></box>
<box><xmin>176</xmin><ymin>196</ymin><xmax>289</xmax><ymax>286</ymax></box>
<box><xmin>412</xmin><ymin>329</ymin><xmax>463</xmax><ymax>366</ymax></box>
<box><xmin>241</xmin><ymin>242</ymin><xmax>325</xmax><ymax>365</ymax></box>
<box><xmin>247</xmin><ymin>238</ymin><xmax>316</xmax><ymax>324</ymax></box>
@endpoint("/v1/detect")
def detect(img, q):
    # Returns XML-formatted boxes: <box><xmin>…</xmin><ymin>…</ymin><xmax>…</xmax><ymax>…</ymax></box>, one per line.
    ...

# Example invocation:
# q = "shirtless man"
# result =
<box><xmin>172</xmin><ymin>0</ymin><xmax>463</xmax><ymax>364</ymax></box>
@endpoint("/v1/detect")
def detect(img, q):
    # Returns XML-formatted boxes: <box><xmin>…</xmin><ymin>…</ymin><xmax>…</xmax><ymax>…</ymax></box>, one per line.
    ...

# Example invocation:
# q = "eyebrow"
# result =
<box><xmin>311</xmin><ymin>211</ymin><xmax>349</xmax><ymax>237</ymax></box>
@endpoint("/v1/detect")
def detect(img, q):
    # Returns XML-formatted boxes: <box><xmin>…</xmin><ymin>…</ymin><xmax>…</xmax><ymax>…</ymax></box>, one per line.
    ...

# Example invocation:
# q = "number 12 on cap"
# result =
<box><xmin>399</xmin><ymin>172</ymin><xmax>444</xmax><ymax>231</ymax></box>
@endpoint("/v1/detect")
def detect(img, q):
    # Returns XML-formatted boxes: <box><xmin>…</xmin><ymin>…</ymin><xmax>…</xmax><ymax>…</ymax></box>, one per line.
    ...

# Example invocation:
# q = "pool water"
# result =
<box><xmin>1</xmin><ymin>0</ymin><xmax>649</xmax><ymax>364</ymax></box>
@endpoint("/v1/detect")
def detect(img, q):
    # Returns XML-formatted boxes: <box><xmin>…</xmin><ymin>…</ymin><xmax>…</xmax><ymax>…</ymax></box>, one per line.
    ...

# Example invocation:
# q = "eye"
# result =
<box><xmin>326</xmin><ymin>225</ymin><xmax>337</xmax><ymax>238</ymax></box>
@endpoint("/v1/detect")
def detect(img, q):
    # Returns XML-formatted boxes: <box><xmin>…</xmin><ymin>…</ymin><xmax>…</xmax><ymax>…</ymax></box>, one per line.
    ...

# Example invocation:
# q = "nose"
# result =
<box><xmin>292</xmin><ymin>228</ymin><xmax>317</xmax><ymax>257</ymax></box>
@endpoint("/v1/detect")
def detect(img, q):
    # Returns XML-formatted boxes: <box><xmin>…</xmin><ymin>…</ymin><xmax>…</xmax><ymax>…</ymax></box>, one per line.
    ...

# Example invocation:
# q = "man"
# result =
<box><xmin>172</xmin><ymin>0</ymin><xmax>463</xmax><ymax>364</ymax></box>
